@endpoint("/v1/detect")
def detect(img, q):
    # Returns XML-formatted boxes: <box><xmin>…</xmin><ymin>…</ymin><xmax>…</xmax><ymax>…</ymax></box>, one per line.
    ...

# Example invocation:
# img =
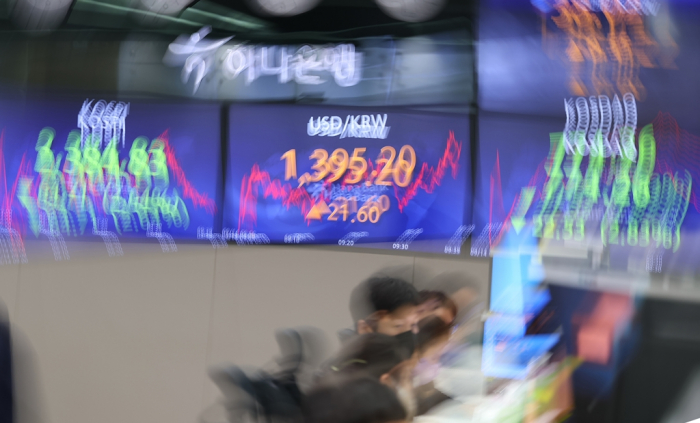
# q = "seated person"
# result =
<box><xmin>417</xmin><ymin>291</ymin><xmax>458</xmax><ymax>324</ymax></box>
<box><xmin>302</xmin><ymin>377</ymin><xmax>408</xmax><ymax>423</ymax></box>
<box><xmin>348</xmin><ymin>276</ymin><xmax>421</xmax><ymax>338</ymax></box>
<box><xmin>420</xmin><ymin>275</ymin><xmax>487</xmax><ymax>404</ymax></box>
<box><xmin>425</xmin><ymin>273</ymin><xmax>484</xmax><ymax>362</ymax></box>
<box><xmin>316</xmin><ymin>333</ymin><xmax>417</xmax><ymax>420</ymax></box>
<box><xmin>414</xmin><ymin>316</ymin><xmax>453</xmax><ymax>383</ymax></box>
<box><xmin>412</xmin><ymin>316</ymin><xmax>454</xmax><ymax>415</ymax></box>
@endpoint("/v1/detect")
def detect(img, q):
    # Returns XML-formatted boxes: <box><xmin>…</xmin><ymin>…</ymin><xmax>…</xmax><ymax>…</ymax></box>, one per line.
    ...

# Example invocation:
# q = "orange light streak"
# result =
<box><xmin>544</xmin><ymin>0</ymin><xmax>677</xmax><ymax>98</ymax></box>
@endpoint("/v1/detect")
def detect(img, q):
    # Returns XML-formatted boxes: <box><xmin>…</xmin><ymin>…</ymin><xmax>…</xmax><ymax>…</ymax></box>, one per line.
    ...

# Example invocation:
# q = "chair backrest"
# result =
<box><xmin>209</xmin><ymin>326</ymin><xmax>332</xmax><ymax>423</ymax></box>
<box><xmin>274</xmin><ymin>329</ymin><xmax>303</xmax><ymax>376</ymax></box>
<box><xmin>337</xmin><ymin>328</ymin><xmax>355</xmax><ymax>344</ymax></box>
<box><xmin>277</xmin><ymin>327</ymin><xmax>332</xmax><ymax>394</ymax></box>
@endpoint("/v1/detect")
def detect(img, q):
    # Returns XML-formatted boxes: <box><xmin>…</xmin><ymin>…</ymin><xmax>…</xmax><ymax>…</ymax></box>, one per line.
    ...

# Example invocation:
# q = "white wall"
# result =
<box><xmin>1</xmin><ymin>241</ymin><xmax>490</xmax><ymax>423</ymax></box>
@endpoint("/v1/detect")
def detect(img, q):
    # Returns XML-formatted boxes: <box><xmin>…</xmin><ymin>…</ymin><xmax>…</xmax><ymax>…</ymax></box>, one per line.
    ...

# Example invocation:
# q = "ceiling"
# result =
<box><xmin>213</xmin><ymin>0</ymin><xmax>473</xmax><ymax>33</ymax></box>
<box><xmin>0</xmin><ymin>0</ymin><xmax>474</xmax><ymax>39</ymax></box>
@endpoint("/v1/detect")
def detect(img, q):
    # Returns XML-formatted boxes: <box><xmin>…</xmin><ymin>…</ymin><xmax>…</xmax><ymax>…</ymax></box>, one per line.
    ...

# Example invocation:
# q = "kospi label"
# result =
<box><xmin>307</xmin><ymin>114</ymin><xmax>390</xmax><ymax>139</ymax></box>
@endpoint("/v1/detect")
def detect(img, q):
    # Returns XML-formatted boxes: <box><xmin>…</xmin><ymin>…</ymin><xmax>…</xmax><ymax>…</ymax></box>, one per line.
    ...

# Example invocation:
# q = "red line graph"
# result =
<box><xmin>488</xmin><ymin>152</ymin><xmax>547</xmax><ymax>248</ymax></box>
<box><xmin>394</xmin><ymin>131</ymin><xmax>462</xmax><ymax>212</ymax></box>
<box><xmin>0</xmin><ymin>128</ymin><xmax>217</xmax><ymax>243</ymax></box>
<box><xmin>0</xmin><ymin>131</ymin><xmax>32</xmax><ymax>245</ymax></box>
<box><xmin>161</xmin><ymin>130</ymin><xmax>217</xmax><ymax>215</ymax></box>
<box><xmin>238</xmin><ymin>164</ymin><xmax>316</xmax><ymax>231</ymax></box>
<box><xmin>652</xmin><ymin>112</ymin><xmax>700</xmax><ymax>212</ymax></box>
<box><xmin>237</xmin><ymin>131</ymin><xmax>463</xmax><ymax>230</ymax></box>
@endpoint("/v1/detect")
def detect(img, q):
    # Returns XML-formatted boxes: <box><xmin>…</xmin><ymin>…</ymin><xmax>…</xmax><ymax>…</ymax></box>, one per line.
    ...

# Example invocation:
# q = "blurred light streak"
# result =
<box><xmin>78</xmin><ymin>100</ymin><xmax>130</xmax><ymax>150</ymax></box>
<box><xmin>484</xmin><ymin>111</ymin><xmax>696</xmax><ymax>269</ymax></box>
<box><xmin>146</xmin><ymin>222</ymin><xmax>177</xmax><ymax>252</ymax></box>
<box><xmin>0</xmin><ymin>100</ymin><xmax>217</xmax><ymax>261</ymax></box>
<box><xmin>653</xmin><ymin>112</ymin><xmax>700</xmax><ymax>213</ymax></box>
<box><xmin>444</xmin><ymin>224</ymin><xmax>474</xmax><ymax>255</ymax></box>
<box><xmin>220</xmin><ymin>227</ymin><xmax>270</xmax><ymax>245</ymax></box>
<box><xmin>534</xmin><ymin>0</ymin><xmax>660</xmax><ymax>15</ymax></box>
<box><xmin>236</xmin><ymin>131</ymin><xmax>461</xmax><ymax>231</ymax></box>
<box><xmin>38</xmin><ymin>210</ymin><xmax>70</xmax><ymax>261</ymax></box>
<box><xmin>394</xmin><ymin>131</ymin><xmax>461</xmax><ymax>212</ymax></box>
<box><xmin>542</xmin><ymin>0</ymin><xmax>677</xmax><ymax>99</ymax></box>
<box><xmin>196</xmin><ymin>226</ymin><xmax>228</xmax><ymax>248</ymax></box>
<box><xmin>563</xmin><ymin>93</ymin><xmax>637</xmax><ymax>160</ymax></box>
<box><xmin>18</xmin><ymin>127</ymin><xmax>198</xmax><ymax>239</ymax></box>
<box><xmin>162</xmin><ymin>130</ymin><xmax>217</xmax><ymax>214</ymax></box>
<box><xmin>283</xmin><ymin>233</ymin><xmax>314</xmax><ymax>244</ymax></box>
<box><xmin>93</xmin><ymin>217</ymin><xmax>123</xmax><ymax>257</ymax></box>
<box><xmin>0</xmin><ymin>134</ymin><xmax>28</xmax><ymax>265</ymax></box>
<box><xmin>10</xmin><ymin>0</ymin><xmax>74</xmax><ymax>31</ymax></box>
<box><xmin>338</xmin><ymin>231</ymin><xmax>368</xmax><ymax>246</ymax></box>
<box><xmin>470</xmin><ymin>223</ymin><xmax>502</xmax><ymax>257</ymax></box>
<box><xmin>164</xmin><ymin>27</ymin><xmax>364</xmax><ymax>94</ymax></box>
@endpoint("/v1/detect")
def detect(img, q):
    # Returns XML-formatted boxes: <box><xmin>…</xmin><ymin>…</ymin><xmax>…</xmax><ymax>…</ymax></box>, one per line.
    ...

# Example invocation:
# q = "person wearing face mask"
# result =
<box><xmin>412</xmin><ymin>316</ymin><xmax>454</xmax><ymax>415</ymax></box>
<box><xmin>414</xmin><ymin>316</ymin><xmax>453</xmax><ymax>386</ymax></box>
<box><xmin>315</xmin><ymin>333</ymin><xmax>418</xmax><ymax>420</ymax></box>
<box><xmin>347</xmin><ymin>276</ymin><xmax>421</xmax><ymax>339</ymax></box>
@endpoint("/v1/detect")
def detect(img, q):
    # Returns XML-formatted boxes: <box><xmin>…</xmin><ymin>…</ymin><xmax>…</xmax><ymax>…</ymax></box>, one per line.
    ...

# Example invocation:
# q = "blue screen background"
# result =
<box><xmin>224</xmin><ymin>104</ymin><xmax>471</xmax><ymax>250</ymax></box>
<box><xmin>0</xmin><ymin>98</ymin><xmax>221</xmax><ymax>240</ymax></box>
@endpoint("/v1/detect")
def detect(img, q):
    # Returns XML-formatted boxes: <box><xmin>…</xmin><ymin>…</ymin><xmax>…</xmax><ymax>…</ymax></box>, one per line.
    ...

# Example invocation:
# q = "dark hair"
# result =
<box><xmin>325</xmin><ymin>333</ymin><xmax>412</xmax><ymax>381</ymax></box>
<box><xmin>418</xmin><ymin>290</ymin><xmax>458</xmax><ymax>321</ymax></box>
<box><xmin>416</xmin><ymin>316</ymin><xmax>452</xmax><ymax>353</ymax></box>
<box><xmin>350</xmin><ymin>276</ymin><xmax>420</xmax><ymax>323</ymax></box>
<box><xmin>303</xmin><ymin>377</ymin><xmax>407</xmax><ymax>423</ymax></box>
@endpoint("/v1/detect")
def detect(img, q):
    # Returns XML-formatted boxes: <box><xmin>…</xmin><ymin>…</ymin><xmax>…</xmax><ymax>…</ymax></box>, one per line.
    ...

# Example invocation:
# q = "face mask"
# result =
<box><xmin>393</xmin><ymin>330</ymin><xmax>416</xmax><ymax>356</ymax></box>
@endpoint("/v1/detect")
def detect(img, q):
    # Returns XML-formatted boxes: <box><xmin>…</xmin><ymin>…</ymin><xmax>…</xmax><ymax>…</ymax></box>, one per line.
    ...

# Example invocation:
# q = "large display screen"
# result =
<box><xmin>474</xmin><ymin>0</ymin><xmax>700</xmax><ymax>274</ymax></box>
<box><xmin>224</xmin><ymin>104</ymin><xmax>471</xmax><ymax>253</ymax></box>
<box><xmin>0</xmin><ymin>98</ymin><xmax>221</xmax><ymax>254</ymax></box>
